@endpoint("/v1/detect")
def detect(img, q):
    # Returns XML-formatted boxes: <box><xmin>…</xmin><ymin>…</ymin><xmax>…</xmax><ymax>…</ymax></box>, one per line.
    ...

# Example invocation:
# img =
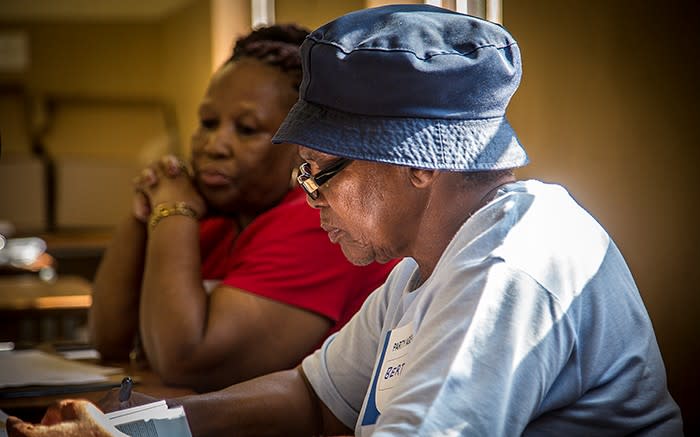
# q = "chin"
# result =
<box><xmin>201</xmin><ymin>189</ymin><xmax>239</xmax><ymax>211</ymax></box>
<box><xmin>340</xmin><ymin>246</ymin><xmax>376</xmax><ymax>266</ymax></box>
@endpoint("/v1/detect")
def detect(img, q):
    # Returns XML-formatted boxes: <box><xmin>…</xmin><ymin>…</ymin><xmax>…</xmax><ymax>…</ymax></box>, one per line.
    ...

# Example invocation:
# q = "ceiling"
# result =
<box><xmin>0</xmin><ymin>0</ymin><xmax>197</xmax><ymax>21</ymax></box>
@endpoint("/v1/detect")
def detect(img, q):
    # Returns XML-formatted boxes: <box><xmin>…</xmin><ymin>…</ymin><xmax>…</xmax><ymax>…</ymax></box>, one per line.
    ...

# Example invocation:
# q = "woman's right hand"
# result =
<box><xmin>131</xmin><ymin>155</ymin><xmax>196</xmax><ymax>223</ymax></box>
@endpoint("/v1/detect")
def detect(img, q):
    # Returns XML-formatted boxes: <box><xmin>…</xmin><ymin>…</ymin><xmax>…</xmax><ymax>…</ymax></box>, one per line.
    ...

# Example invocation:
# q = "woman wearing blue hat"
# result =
<box><xmin>8</xmin><ymin>5</ymin><xmax>682</xmax><ymax>436</ymax></box>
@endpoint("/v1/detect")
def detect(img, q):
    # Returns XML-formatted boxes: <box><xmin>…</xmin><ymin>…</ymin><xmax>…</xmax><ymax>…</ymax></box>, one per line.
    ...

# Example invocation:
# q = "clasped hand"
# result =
<box><xmin>132</xmin><ymin>154</ymin><xmax>206</xmax><ymax>223</ymax></box>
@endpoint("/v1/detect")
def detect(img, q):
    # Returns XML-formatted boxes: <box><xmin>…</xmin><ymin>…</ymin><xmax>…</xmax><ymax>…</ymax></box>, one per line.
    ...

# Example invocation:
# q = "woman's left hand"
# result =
<box><xmin>96</xmin><ymin>387</ymin><xmax>160</xmax><ymax>413</ymax></box>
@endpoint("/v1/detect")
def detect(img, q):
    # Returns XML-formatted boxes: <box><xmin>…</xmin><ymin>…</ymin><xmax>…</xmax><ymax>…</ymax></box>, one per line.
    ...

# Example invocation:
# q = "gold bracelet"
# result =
<box><xmin>148</xmin><ymin>202</ymin><xmax>199</xmax><ymax>231</ymax></box>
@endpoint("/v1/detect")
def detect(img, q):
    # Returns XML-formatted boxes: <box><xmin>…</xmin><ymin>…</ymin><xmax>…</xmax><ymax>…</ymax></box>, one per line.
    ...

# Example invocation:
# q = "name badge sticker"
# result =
<box><xmin>376</xmin><ymin>322</ymin><xmax>414</xmax><ymax>410</ymax></box>
<box><xmin>361</xmin><ymin>322</ymin><xmax>414</xmax><ymax>427</ymax></box>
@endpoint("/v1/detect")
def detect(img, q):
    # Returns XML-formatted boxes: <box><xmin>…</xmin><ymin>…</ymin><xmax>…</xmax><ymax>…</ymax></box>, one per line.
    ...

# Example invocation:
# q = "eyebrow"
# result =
<box><xmin>197</xmin><ymin>100</ymin><xmax>263</xmax><ymax>118</ymax></box>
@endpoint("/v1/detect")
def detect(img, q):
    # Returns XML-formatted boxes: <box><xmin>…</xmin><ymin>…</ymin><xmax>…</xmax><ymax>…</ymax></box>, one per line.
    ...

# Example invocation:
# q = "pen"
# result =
<box><xmin>119</xmin><ymin>376</ymin><xmax>133</xmax><ymax>403</ymax></box>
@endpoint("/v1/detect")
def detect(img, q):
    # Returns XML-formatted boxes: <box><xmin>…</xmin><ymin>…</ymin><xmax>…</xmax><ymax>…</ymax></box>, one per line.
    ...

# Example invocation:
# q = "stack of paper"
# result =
<box><xmin>106</xmin><ymin>400</ymin><xmax>192</xmax><ymax>437</ymax></box>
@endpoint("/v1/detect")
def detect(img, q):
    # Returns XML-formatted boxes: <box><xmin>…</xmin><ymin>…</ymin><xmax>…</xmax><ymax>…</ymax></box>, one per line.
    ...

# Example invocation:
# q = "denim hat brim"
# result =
<box><xmin>273</xmin><ymin>99</ymin><xmax>528</xmax><ymax>171</ymax></box>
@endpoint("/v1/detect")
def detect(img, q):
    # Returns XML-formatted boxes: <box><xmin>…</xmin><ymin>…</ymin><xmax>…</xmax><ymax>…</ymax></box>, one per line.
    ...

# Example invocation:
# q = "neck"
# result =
<box><xmin>411</xmin><ymin>173</ymin><xmax>515</xmax><ymax>287</ymax></box>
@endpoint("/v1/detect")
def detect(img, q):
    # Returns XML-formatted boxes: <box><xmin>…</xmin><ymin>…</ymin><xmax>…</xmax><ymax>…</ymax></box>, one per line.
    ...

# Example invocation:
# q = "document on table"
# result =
<box><xmin>0</xmin><ymin>349</ymin><xmax>121</xmax><ymax>388</ymax></box>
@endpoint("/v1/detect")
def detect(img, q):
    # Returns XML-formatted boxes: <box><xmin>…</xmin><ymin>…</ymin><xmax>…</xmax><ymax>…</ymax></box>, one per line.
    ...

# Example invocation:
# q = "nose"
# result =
<box><xmin>194</xmin><ymin>125</ymin><xmax>234</xmax><ymax>159</ymax></box>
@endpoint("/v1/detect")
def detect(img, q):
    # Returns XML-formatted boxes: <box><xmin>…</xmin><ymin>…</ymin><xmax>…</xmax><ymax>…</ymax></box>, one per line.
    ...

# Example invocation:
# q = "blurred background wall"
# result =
<box><xmin>505</xmin><ymin>2</ymin><xmax>700</xmax><ymax>432</ymax></box>
<box><xmin>0</xmin><ymin>0</ymin><xmax>697</xmax><ymax>432</ymax></box>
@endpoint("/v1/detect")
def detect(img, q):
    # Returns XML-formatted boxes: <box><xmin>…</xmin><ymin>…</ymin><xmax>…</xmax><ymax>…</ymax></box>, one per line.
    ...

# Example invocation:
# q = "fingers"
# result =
<box><xmin>6</xmin><ymin>416</ymin><xmax>32</xmax><ymax>437</ymax></box>
<box><xmin>40</xmin><ymin>399</ymin><xmax>80</xmax><ymax>426</ymax></box>
<box><xmin>133</xmin><ymin>167</ymin><xmax>157</xmax><ymax>188</ymax></box>
<box><xmin>7</xmin><ymin>416</ymin><xmax>78</xmax><ymax>436</ymax></box>
<box><xmin>96</xmin><ymin>388</ymin><xmax>160</xmax><ymax>414</ymax></box>
<box><xmin>56</xmin><ymin>399</ymin><xmax>85</xmax><ymax>421</ymax></box>
<box><xmin>132</xmin><ymin>190</ymin><xmax>151</xmax><ymax>223</ymax></box>
<box><xmin>6</xmin><ymin>401</ymin><xmax>122</xmax><ymax>437</ymax></box>
<box><xmin>39</xmin><ymin>403</ymin><xmax>64</xmax><ymax>425</ymax></box>
<box><xmin>132</xmin><ymin>156</ymin><xmax>190</xmax><ymax>192</ymax></box>
<box><xmin>96</xmin><ymin>387</ymin><xmax>122</xmax><ymax>413</ymax></box>
<box><xmin>161</xmin><ymin>155</ymin><xmax>190</xmax><ymax>177</ymax></box>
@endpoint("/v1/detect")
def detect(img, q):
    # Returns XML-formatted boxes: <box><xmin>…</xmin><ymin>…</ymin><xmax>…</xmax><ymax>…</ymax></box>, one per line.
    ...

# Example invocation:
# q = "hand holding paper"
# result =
<box><xmin>5</xmin><ymin>399</ymin><xmax>127</xmax><ymax>437</ymax></box>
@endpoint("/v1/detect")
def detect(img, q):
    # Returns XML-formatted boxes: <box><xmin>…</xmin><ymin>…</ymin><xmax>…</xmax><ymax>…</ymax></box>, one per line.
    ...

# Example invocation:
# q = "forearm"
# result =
<box><xmin>169</xmin><ymin>367</ymin><xmax>327</xmax><ymax>437</ymax></box>
<box><xmin>89</xmin><ymin>215</ymin><xmax>147</xmax><ymax>359</ymax></box>
<box><xmin>139</xmin><ymin>215</ymin><xmax>207</xmax><ymax>377</ymax></box>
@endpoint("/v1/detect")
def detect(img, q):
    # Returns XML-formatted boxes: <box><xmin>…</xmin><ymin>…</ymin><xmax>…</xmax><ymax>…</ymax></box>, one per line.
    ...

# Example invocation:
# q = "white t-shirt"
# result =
<box><xmin>302</xmin><ymin>180</ymin><xmax>682</xmax><ymax>436</ymax></box>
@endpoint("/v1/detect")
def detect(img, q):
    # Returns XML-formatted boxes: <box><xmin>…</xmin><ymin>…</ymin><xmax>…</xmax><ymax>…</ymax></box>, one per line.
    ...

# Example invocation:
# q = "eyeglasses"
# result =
<box><xmin>297</xmin><ymin>158</ymin><xmax>352</xmax><ymax>200</ymax></box>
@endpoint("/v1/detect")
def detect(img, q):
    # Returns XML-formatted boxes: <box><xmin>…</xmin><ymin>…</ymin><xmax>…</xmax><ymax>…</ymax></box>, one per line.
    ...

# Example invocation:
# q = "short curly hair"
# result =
<box><xmin>226</xmin><ymin>24</ymin><xmax>309</xmax><ymax>89</ymax></box>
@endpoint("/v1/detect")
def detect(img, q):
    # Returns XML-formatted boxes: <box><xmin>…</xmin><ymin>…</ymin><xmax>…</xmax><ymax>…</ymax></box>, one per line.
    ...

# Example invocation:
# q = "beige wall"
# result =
<box><xmin>0</xmin><ymin>0</ymin><xmax>215</xmax><ymax>231</ymax></box>
<box><xmin>505</xmin><ymin>0</ymin><xmax>699</xmax><ymax>431</ymax></box>
<box><xmin>160</xmin><ymin>0</ymin><xmax>213</xmax><ymax>154</ymax></box>
<box><xmin>276</xmin><ymin>0</ymin><xmax>365</xmax><ymax>30</ymax></box>
<box><xmin>0</xmin><ymin>22</ymin><xmax>162</xmax><ymax>99</ymax></box>
<box><xmin>0</xmin><ymin>0</ymin><xmax>213</xmax><ymax>158</ymax></box>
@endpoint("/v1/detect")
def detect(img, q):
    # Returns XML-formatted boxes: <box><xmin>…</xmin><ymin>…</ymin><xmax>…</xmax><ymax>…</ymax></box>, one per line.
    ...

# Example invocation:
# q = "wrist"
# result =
<box><xmin>148</xmin><ymin>201</ymin><xmax>200</xmax><ymax>232</ymax></box>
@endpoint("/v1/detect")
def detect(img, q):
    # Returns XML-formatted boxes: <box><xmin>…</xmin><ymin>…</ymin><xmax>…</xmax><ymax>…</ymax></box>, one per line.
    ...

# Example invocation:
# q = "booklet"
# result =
<box><xmin>105</xmin><ymin>400</ymin><xmax>193</xmax><ymax>437</ymax></box>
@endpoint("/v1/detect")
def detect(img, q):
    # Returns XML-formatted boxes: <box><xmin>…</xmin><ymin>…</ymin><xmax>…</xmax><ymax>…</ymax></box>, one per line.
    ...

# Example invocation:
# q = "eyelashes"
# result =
<box><xmin>198</xmin><ymin>118</ymin><xmax>259</xmax><ymax>136</ymax></box>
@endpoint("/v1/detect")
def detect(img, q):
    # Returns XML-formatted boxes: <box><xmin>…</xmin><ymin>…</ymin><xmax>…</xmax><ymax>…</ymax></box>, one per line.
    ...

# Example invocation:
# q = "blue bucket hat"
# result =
<box><xmin>272</xmin><ymin>4</ymin><xmax>528</xmax><ymax>170</ymax></box>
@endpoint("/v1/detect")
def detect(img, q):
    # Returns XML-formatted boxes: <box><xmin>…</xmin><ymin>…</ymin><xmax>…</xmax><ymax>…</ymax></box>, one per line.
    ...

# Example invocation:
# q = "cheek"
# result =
<box><xmin>337</xmin><ymin>182</ymin><xmax>389</xmax><ymax>238</ymax></box>
<box><xmin>236</xmin><ymin>145</ymin><xmax>282</xmax><ymax>180</ymax></box>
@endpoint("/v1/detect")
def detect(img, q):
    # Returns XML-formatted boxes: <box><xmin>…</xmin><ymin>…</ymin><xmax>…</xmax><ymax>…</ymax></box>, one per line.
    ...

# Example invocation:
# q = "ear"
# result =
<box><xmin>408</xmin><ymin>168</ymin><xmax>438</xmax><ymax>188</ymax></box>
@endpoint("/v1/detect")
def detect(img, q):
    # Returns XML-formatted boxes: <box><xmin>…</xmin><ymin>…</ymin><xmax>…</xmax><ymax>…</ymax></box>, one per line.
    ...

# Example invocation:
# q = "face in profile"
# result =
<box><xmin>298</xmin><ymin>147</ymin><xmax>418</xmax><ymax>266</ymax></box>
<box><xmin>190</xmin><ymin>57</ymin><xmax>299</xmax><ymax>216</ymax></box>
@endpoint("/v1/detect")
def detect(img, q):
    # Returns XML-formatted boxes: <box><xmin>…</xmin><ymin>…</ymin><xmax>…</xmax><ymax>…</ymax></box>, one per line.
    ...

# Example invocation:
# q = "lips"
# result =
<box><xmin>321</xmin><ymin>223</ymin><xmax>343</xmax><ymax>243</ymax></box>
<box><xmin>197</xmin><ymin>168</ymin><xmax>232</xmax><ymax>187</ymax></box>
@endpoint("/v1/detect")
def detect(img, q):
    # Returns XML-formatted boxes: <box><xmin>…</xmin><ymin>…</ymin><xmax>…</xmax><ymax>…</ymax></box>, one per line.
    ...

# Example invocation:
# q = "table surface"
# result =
<box><xmin>0</xmin><ymin>275</ymin><xmax>92</xmax><ymax>310</ymax></box>
<box><xmin>38</xmin><ymin>230</ymin><xmax>112</xmax><ymax>250</ymax></box>
<box><xmin>0</xmin><ymin>359</ymin><xmax>194</xmax><ymax>411</ymax></box>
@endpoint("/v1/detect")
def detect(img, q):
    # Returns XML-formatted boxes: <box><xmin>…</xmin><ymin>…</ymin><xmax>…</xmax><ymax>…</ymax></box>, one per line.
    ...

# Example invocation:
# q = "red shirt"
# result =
<box><xmin>199</xmin><ymin>187</ymin><xmax>399</xmax><ymax>337</ymax></box>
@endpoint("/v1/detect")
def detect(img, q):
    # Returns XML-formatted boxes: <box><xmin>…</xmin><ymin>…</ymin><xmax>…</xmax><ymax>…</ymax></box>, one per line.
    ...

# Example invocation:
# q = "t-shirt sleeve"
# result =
<box><xmin>219</xmin><ymin>192</ymin><xmax>394</xmax><ymax>325</ymax></box>
<box><xmin>302</xmin><ymin>278</ymin><xmax>389</xmax><ymax>429</ymax></box>
<box><xmin>302</xmin><ymin>259</ymin><xmax>414</xmax><ymax>431</ymax></box>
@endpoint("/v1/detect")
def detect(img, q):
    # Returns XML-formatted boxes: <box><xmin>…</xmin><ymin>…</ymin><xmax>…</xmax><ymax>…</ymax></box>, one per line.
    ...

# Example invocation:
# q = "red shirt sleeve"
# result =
<box><xmin>199</xmin><ymin>216</ymin><xmax>240</xmax><ymax>280</ymax></box>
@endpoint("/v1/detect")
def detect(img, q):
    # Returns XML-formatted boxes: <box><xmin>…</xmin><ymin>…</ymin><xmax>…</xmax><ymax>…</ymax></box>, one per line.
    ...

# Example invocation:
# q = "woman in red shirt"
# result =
<box><xmin>89</xmin><ymin>24</ymin><xmax>398</xmax><ymax>392</ymax></box>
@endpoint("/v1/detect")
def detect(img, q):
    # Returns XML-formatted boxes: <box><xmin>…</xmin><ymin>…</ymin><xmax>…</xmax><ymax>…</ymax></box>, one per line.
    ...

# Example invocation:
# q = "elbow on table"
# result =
<box><xmin>149</xmin><ymin>347</ymin><xmax>211</xmax><ymax>389</ymax></box>
<box><xmin>156</xmin><ymin>359</ymin><xmax>221</xmax><ymax>392</ymax></box>
<box><xmin>153</xmin><ymin>348</ymin><xmax>258</xmax><ymax>392</ymax></box>
<box><xmin>89</xmin><ymin>329</ymin><xmax>133</xmax><ymax>361</ymax></box>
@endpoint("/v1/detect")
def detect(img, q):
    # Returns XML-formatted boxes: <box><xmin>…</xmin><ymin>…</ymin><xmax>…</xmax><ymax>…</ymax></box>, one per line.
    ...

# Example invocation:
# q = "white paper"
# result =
<box><xmin>106</xmin><ymin>400</ymin><xmax>168</xmax><ymax>425</ymax></box>
<box><xmin>59</xmin><ymin>348</ymin><xmax>102</xmax><ymax>361</ymax></box>
<box><xmin>0</xmin><ymin>350</ymin><xmax>121</xmax><ymax>388</ymax></box>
